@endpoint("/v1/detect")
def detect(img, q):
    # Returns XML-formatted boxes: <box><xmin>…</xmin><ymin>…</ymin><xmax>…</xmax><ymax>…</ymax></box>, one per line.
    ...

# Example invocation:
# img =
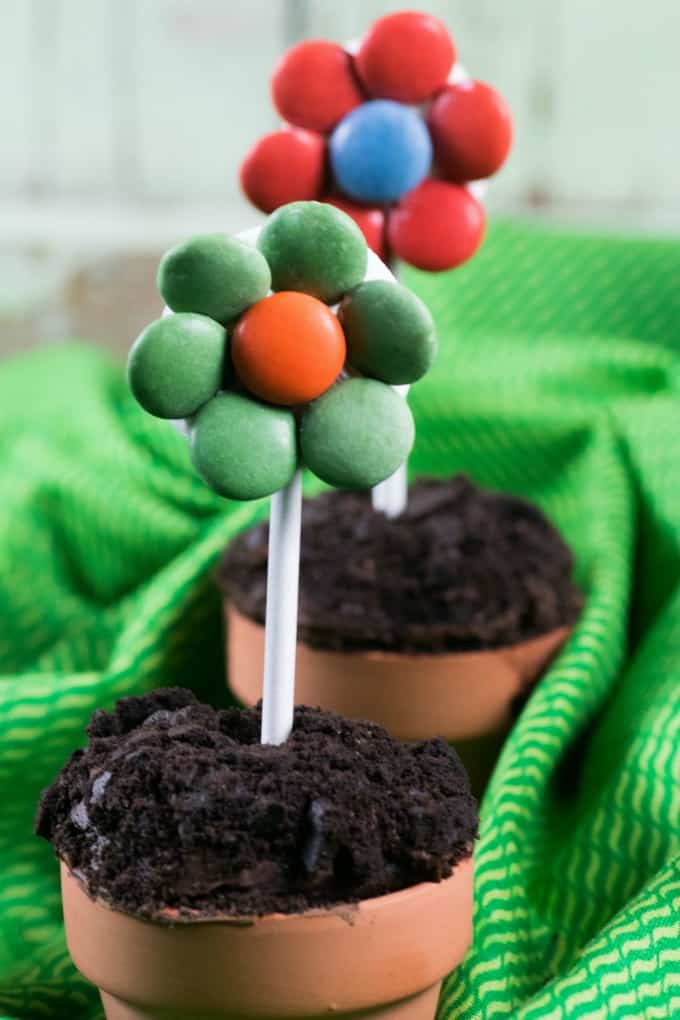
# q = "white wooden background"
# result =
<box><xmin>1</xmin><ymin>0</ymin><xmax>680</xmax><ymax>348</ymax></box>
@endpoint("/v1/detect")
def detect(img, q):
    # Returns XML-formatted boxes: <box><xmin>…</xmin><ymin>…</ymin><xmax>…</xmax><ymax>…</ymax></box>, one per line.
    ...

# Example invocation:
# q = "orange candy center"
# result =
<box><xmin>232</xmin><ymin>292</ymin><xmax>346</xmax><ymax>406</ymax></box>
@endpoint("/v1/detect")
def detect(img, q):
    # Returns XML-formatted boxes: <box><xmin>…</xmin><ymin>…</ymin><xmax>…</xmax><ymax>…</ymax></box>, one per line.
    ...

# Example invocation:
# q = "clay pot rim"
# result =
<box><xmin>60</xmin><ymin>853</ymin><xmax>474</xmax><ymax>928</ymax></box>
<box><xmin>228</xmin><ymin>602</ymin><xmax>571</xmax><ymax>664</ymax></box>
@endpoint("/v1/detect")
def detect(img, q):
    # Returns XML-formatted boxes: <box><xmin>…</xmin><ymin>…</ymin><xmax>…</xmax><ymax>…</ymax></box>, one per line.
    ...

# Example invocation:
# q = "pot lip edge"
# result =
<box><xmin>226</xmin><ymin>602</ymin><xmax>573</xmax><ymax>663</ymax></box>
<box><xmin>60</xmin><ymin>852</ymin><xmax>473</xmax><ymax>929</ymax></box>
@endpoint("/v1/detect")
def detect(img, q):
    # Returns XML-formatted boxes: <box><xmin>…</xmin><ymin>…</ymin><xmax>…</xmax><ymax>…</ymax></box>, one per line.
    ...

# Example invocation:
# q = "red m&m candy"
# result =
<box><xmin>232</xmin><ymin>291</ymin><xmax>346</xmax><ymax>406</ymax></box>
<box><xmin>240</xmin><ymin>129</ymin><xmax>325</xmax><ymax>213</ymax></box>
<box><xmin>387</xmin><ymin>180</ymin><xmax>485</xmax><ymax>273</ymax></box>
<box><xmin>324</xmin><ymin>195</ymin><xmax>386</xmax><ymax>260</ymax></box>
<box><xmin>272</xmin><ymin>41</ymin><xmax>364</xmax><ymax>134</ymax></box>
<box><xmin>428</xmin><ymin>80</ymin><xmax>513</xmax><ymax>182</ymax></box>
<box><xmin>355</xmin><ymin>12</ymin><xmax>455</xmax><ymax>103</ymax></box>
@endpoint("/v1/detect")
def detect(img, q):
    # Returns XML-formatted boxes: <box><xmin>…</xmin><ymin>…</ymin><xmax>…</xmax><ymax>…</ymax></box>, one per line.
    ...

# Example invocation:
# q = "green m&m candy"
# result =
<box><xmin>339</xmin><ymin>280</ymin><xmax>437</xmax><ymax>384</ymax></box>
<box><xmin>257</xmin><ymin>201</ymin><xmax>367</xmax><ymax>303</ymax></box>
<box><xmin>128</xmin><ymin>313</ymin><xmax>227</xmax><ymax>419</ymax></box>
<box><xmin>158</xmin><ymin>234</ymin><xmax>271</xmax><ymax>323</ymax></box>
<box><xmin>300</xmin><ymin>378</ymin><xmax>414</xmax><ymax>489</ymax></box>
<box><xmin>190</xmin><ymin>391</ymin><xmax>297</xmax><ymax>500</ymax></box>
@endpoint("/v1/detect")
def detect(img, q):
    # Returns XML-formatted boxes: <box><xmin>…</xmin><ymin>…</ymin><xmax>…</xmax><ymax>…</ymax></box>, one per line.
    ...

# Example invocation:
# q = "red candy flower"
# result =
<box><xmin>240</xmin><ymin>12</ymin><xmax>511</xmax><ymax>273</ymax></box>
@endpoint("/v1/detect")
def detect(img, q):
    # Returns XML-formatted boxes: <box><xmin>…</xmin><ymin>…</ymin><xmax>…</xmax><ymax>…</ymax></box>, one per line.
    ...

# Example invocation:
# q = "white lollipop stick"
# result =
<box><xmin>237</xmin><ymin>230</ymin><xmax>402</xmax><ymax>738</ymax></box>
<box><xmin>371</xmin><ymin>258</ymin><xmax>408</xmax><ymax>518</ymax></box>
<box><xmin>260</xmin><ymin>470</ymin><xmax>303</xmax><ymax>745</ymax></box>
<box><xmin>371</xmin><ymin>464</ymin><xmax>408</xmax><ymax>517</ymax></box>
<box><xmin>237</xmin><ymin>226</ymin><xmax>305</xmax><ymax>745</ymax></box>
<box><xmin>365</xmin><ymin>60</ymin><xmax>484</xmax><ymax>520</ymax></box>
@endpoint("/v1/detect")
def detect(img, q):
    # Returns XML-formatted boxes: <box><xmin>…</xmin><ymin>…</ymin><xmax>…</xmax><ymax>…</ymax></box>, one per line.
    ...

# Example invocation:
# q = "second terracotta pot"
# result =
<box><xmin>61</xmin><ymin>856</ymin><xmax>473</xmax><ymax>1020</ymax></box>
<box><xmin>227</xmin><ymin>603</ymin><xmax>569</xmax><ymax>789</ymax></box>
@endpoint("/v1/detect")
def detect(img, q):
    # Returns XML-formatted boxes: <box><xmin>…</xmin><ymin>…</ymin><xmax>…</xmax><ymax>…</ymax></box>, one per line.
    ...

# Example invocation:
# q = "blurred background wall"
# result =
<box><xmin>2</xmin><ymin>0</ymin><xmax>679</xmax><ymax>356</ymax></box>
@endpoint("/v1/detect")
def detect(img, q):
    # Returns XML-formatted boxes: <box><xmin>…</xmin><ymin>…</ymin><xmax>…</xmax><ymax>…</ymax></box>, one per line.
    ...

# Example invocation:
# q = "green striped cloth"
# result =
<box><xmin>0</xmin><ymin>220</ymin><xmax>678</xmax><ymax>1019</ymax></box>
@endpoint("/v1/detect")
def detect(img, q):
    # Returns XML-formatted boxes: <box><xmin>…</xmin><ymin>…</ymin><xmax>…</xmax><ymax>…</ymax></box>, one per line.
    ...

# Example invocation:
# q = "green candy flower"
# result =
<box><xmin>128</xmin><ymin>201</ymin><xmax>437</xmax><ymax>501</ymax></box>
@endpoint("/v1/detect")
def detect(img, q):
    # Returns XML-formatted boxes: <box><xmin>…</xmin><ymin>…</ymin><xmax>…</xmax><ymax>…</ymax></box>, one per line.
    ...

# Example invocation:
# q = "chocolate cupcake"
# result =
<box><xmin>37</xmin><ymin>688</ymin><xmax>477</xmax><ymax>1020</ymax></box>
<box><xmin>221</xmin><ymin>476</ymin><xmax>581</xmax><ymax>790</ymax></box>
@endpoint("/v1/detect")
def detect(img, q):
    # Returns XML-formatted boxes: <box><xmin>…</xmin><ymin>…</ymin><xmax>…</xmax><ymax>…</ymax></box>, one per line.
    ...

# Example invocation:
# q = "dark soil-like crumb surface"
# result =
<box><xmin>220</xmin><ymin>475</ymin><xmax>583</xmax><ymax>654</ymax></box>
<box><xmin>36</xmin><ymin>688</ymin><xmax>477</xmax><ymax>919</ymax></box>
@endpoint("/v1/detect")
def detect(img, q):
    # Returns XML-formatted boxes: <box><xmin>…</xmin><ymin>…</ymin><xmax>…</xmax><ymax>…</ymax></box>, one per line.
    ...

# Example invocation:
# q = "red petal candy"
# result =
<box><xmin>356</xmin><ymin>12</ymin><xmax>455</xmax><ymax>103</ymax></box>
<box><xmin>272</xmin><ymin>40</ymin><xmax>364</xmax><ymax>134</ymax></box>
<box><xmin>428</xmin><ymin>80</ymin><xmax>513</xmax><ymax>182</ymax></box>
<box><xmin>387</xmin><ymin>180</ymin><xmax>485</xmax><ymax>272</ymax></box>
<box><xmin>324</xmin><ymin>195</ymin><xmax>386</xmax><ymax>260</ymax></box>
<box><xmin>240</xmin><ymin>129</ymin><xmax>325</xmax><ymax>213</ymax></box>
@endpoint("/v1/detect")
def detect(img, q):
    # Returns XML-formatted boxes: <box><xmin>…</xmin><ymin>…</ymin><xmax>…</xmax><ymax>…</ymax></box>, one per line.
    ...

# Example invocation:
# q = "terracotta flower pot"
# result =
<box><xmin>61</xmin><ymin>856</ymin><xmax>474</xmax><ymax>1020</ymax></box>
<box><xmin>226</xmin><ymin>602</ymin><xmax>570</xmax><ymax>791</ymax></box>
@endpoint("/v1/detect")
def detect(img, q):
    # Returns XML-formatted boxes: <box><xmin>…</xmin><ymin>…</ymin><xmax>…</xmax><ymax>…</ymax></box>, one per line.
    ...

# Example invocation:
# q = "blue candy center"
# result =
<box><xmin>329</xmin><ymin>100</ymin><xmax>432</xmax><ymax>205</ymax></box>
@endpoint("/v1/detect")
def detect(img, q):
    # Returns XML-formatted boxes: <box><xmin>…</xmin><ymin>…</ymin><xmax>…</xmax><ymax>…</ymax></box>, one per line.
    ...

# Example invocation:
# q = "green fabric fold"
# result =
<box><xmin>0</xmin><ymin>220</ymin><xmax>678</xmax><ymax>1018</ymax></box>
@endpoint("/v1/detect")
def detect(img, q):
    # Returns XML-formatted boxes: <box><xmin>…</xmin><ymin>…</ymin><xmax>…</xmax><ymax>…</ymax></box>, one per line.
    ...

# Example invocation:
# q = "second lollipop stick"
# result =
<box><xmin>371</xmin><ymin>260</ymin><xmax>409</xmax><ymax>519</ymax></box>
<box><xmin>261</xmin><ymin>470</ymin><xmax>303</xmax><ymax>745</ymax></box>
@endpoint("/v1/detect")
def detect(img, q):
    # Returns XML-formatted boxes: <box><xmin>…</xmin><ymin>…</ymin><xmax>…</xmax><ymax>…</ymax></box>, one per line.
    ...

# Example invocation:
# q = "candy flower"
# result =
<box><xmin>128</xmin><ymin>201</ymin><xmax>436</xmax><ymax>500</ymax></box>
<box><xmin>240</xmin><ymin>11</ymin><xmax>512</xmax><ymax>272</ymax></box>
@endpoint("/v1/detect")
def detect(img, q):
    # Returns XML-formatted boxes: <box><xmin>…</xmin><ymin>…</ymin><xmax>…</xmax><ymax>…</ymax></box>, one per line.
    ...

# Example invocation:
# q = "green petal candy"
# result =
<box><xmin>190</xmin><ymin>392</ymin><xmax>297</xmax><ymax>500</ymax></box>
<box><xmin>257</xmin><ymin>201</ymin><xmax>367</xmax><ymax>303</ymax></box>
<box><xmin>128</xmin><ymin>313</ymin><xmax>227</xmax><ymax>419</ymax></box>
<box><xmin>158</xmin><ymin>234</ymin><xmax>271</xmax><ymax>323</ymax></box>
<box><xmin>339</xmin><ymin>280</ymin><xmax>438</xmax><ymax>384</ymax></box>
<box><xmin>300</xmin><ymin>378</ymin><xmax>414</xmax><ymax>489</ymax></box>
